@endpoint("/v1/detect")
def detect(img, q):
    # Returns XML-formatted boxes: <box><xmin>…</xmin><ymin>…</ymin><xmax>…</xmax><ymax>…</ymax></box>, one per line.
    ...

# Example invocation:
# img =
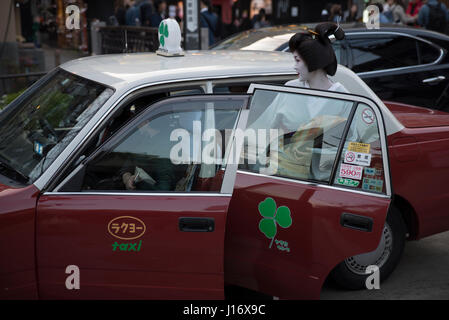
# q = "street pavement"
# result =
<box><xmin>227</xmin><ymin>231</ymin><xmax>449</xmax><ymax>300</ymax></box>
<box><xmin>321</xmin><ymin>230</ymin><xmax>449</xmax><ymax>300</ymax></box>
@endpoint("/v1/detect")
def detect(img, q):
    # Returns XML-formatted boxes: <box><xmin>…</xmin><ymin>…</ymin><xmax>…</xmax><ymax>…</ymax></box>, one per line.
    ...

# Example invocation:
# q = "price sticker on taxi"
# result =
<box><xmin>339</xmin><ymin>164</ymin><xmax>363</xmax><ymax>180</ymax></box>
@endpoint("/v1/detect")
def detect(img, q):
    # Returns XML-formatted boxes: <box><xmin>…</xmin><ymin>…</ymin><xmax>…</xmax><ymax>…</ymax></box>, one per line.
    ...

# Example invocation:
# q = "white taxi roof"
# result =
<box><xmin>60</xmin><ymin>50</ymin><xmax>295</xmax><ymax>90</ymax></box>
<box><xmin>60</xmin><ymin>50</ymin><xmax>403</xmax><ymax>135</ymax></box>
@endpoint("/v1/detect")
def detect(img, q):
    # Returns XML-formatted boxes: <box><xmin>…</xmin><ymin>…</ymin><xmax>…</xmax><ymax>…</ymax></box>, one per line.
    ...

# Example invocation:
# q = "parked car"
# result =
<box><xmin>212</xmin><ymin>23</ymin><xmax>449</xmax><ymax>112</ymax></box>
<box><xmin>1</xmin><ymin>48</ymin><xmax>449</xmax><ymax>299</ymax></box>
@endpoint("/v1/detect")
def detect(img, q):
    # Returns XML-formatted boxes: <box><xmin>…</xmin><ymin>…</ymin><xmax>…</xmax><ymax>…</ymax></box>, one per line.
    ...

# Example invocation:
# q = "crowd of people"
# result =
<box><xmin>321</xmin><ymin>1</ymin><xmax>449</xmax><ymax>33</ymax></box>
<box><xmin>110</xmin><ymin>0</ymin><xmax>278</xmax><ymax>46</ymax></box>
<box><xmin>111</xmin><ymin>0</ymin><xmax>173</xmax><ymax>27</ymax></box>
<box><xmin>109</xmin><ymin>0</ymin><xmax>449</xmax><ymax>49</ymax></box>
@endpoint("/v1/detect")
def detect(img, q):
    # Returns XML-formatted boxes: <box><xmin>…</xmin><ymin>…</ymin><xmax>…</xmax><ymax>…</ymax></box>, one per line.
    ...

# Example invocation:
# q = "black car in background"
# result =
<box><xmin>213</xmin><ymin>23</ymin><xmax>449</xmax><ymax>112</ymax></box>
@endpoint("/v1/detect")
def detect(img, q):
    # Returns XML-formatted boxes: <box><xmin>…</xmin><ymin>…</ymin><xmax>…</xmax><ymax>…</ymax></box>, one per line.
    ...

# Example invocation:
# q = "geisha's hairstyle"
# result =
<box><xmin>288</xmin><ymin>22</ymin><xmax>345</xmax><ymax>76</ymax></box>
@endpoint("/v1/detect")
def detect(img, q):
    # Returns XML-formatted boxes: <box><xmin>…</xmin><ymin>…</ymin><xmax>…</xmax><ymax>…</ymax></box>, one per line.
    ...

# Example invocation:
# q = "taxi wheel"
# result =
<box><xmin>330</xmin><ymin>206</ymin><xmax>406</xmax><ymax>290</ymax></box>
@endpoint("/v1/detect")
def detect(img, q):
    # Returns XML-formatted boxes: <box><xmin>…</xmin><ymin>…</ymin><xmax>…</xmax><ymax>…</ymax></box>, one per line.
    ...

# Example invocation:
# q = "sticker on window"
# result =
<box><xmin>361</xmin><ymin>108</ymin><xmax>375</xmax><ymax>125</ymax></box>
<box><xmin>348</xmin><ymin>142</ymin><xmax>370</xmax><ymax>153</ymax></box>
<box><xmin>344</xmin><ymin>151</ymin><xmax>371</xmax><ymax>167</ymax></box>
<box><xmin>339</xmin><ymin>164</ymin><xmax>363</xmax><ymax>180</ymax></box>
<box><xmin>362</xmin><ymin>177</ymin><xmax>384</xmax><ymax>192</ymax></box>
<box><xmin>34</xmin><ymin>141</ymin><xmax>43</xmax><ymax>156</ymax></box>
<box><xmin>364</xmin><ymin>167</ymin><xmax>382</xmax><ymax>176</ymax></box>
<box><xmin>336</xmin><ymin>178</ymin><xmax>360</xmax><ymax>187</ymax></box>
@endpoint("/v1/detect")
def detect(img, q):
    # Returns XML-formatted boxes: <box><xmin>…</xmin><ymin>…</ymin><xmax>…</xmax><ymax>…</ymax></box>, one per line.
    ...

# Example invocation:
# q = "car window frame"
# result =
<box><xmin>43</xmin><ymin>81</ymin><xmax>209</xmax><ymax>192</ymax></box>
<box><xmin>240</xmin><ymin>83</ymin><xmax>392</xmax><ymax>198</ymax></box>
<box><xmin>347</xmin><ymin>32</ymin><xmax>444</xmax><ymax>75</ymax></box>
<box><xmin>42</xmin><ymin>75</ymin><xmax>298</xmax><ymax>193</ymax></box>
<box><xmin>51</xmin><ymin>94</ymin><xmax>250</xmax><ymax>195</ymax></box>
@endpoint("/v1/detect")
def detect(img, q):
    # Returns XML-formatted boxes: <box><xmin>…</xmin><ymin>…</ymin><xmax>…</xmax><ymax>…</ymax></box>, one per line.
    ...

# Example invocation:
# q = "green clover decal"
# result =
<box><xmin>258</xmin><ymin>197</ymin><xmax>292</xmax><ymax>248</ymax></box>
<box><xmin>159</xmin><ymin>22</ymin><xmax>169</xmax><ymax>47</ymax></box>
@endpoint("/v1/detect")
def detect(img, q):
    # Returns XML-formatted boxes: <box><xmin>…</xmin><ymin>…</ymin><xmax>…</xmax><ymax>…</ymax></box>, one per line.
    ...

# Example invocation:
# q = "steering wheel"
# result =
<box><xmin>39</xmin><ymin>118</ymin><xmax>59</xmax><ymax>141</ymax></box>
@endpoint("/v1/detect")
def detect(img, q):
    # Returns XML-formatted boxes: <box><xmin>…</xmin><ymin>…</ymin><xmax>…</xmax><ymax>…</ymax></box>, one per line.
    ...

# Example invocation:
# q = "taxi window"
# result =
<box><xmin>169</xmin><ymin>88</ymin><xmax>204</xmax><ymax>96</ymax></box>
<box><xmin>332</xmin><ymin>104</ymin><xmax>386</xmax><ymax>194</ymax></box>
<box><xmin>213</xmin><ymin>81</ymin><xmax>287</xmax><ymax>94</ymax></box>
<box><xmin>71</xmin><ymin>97</ymin><xmax>244</xmax><ymax>193</ymax></box>
<box><xmin>239</xmin><ymin>89</ymin><xmax>353</xmax><ymax>183</ymax></box>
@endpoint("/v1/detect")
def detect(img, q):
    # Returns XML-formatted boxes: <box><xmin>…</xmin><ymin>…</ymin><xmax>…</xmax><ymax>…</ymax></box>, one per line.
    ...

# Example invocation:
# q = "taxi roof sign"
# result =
<box><xmin>156</xmin><ymin>18</ymin><xmax>184</xmax><ymax>57</ymax></box>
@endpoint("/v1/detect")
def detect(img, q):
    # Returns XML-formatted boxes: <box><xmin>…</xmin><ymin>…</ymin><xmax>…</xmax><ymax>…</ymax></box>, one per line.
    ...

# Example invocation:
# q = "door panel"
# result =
<box><xmin>224</xmin><ymin>84</ymin><xmax>392</xmax><ymax>299</ymax></box>
<box><xmin>35</xmin><ymin>95</ymin><xmax>247</xmax><ymax>299</ymax></box>
<box><xmin>361</xmin><ymin>67</ymin><xmax>449</xmax><ymax>110</ymax></box>
<box><xmin>37</xmin><ymin>194</ymin><xmax>230</xmax><ymax>299</ymax></box>
<box><xmin>0</xmin><ymin>184</ymin><xmax>39</xmax><ymax>299</ymax></box>
<box><xmin>225</xmin><ymin>172</ymin><xmax>390</xmax><ymax>299</ymax></box>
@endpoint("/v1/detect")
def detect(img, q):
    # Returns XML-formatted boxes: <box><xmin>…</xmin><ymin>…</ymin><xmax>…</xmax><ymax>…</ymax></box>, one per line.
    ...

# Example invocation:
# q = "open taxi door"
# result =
<box><xmin>35</xmin><ymin>95</ymin><xmax>249</xmax><ymax>299</ymax></box>
<box><xmin>224</xmin><ymin>84</ymin><xmax>393</xmax><ymax>299</ymax></box>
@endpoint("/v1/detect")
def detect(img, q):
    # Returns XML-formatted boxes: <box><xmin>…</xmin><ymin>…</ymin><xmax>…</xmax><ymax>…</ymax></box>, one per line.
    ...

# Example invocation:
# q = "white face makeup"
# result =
<box><xmin>293</xmin><ymin>51</ymin><xmax>310</xmax><ymax>82</ymax></box>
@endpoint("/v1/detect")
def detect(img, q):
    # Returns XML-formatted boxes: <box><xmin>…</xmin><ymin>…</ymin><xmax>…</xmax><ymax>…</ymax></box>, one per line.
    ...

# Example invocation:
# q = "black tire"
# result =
<box><xmin>331</xmin><ymin>206</ymin><xmax>406</xmax><ymax>290</ymax></box>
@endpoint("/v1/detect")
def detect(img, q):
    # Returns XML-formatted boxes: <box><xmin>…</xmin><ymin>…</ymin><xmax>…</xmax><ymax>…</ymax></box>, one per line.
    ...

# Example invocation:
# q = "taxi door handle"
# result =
<box><xmin>340</xmin><ymin>213</ymin><xmax>373</xmax><ymax>232</ymax></box>
<box><xmin>422</xmin><ymin>76</ymin><xmax>446</xmax><ymax>85</ymax></box>
<box><xmin>179</xmin><ymin>217</ymin><xmax>215</xmax><ymax>232</ymax></box>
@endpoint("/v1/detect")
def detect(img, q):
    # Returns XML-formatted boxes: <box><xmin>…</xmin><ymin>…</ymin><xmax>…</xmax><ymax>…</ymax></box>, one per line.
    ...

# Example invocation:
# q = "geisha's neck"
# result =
<box><xmin>305</xmin><ymin>69</ymin><xmax>333</xmax><ymax>91</ymax></box>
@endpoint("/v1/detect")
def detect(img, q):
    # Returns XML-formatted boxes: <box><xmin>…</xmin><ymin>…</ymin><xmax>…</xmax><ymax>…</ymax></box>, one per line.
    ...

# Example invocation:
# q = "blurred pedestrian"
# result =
<box><xmin>329</xmin><ymin>4</ymin><xmax>343</xmax><ymax>23</ymax></box>
<box><xmin>200</xmin><ymin>0</ymin><xmax>219</xmax><ymax>45</ymax></box>
<box><xmin>321</xmin><ymin>3</ymin><xmax>333</xmax><ymax>22</ymax></box>
<box><xmin>126</xmin><ymin>0</ymin><xmax>142</xmax><ymax>26</ymax></box>
<box><xmin>386</xmin><ymin>0</ymin><xmax>417</xmax><ymax>24</ymax></box>
<box><xmin>32</xmin><ymin>16</ymin><xmax>42</xmax><ymax>48</ymax></box>
<box><xmin>253</xmin><ymin>8</ymin><xmax>270</xmax><ymax>29</ymax></box>
<box><xmin>114</xmin><ymin>0</ymin><xmax>127</xmax><ymax>25</ymax></box>
<box><xmin>240</xmin><ymin>10</ymin><xmax>252</xmax><ymax>31</ymax></box>
<box><xmin>344</xmin><ymin>4</ymin><xmax>360</xmax><ymax>22</ymax></box>
<box><xmin>139</xmin><ymin>0</ymin><xmax>154</xmax><ymax>27</ymax></box>
<box><xmin>418</xmin><ymin>0</ymin><xmax>449</xmax><ymax>32</ymax></box>
<box><xmin>150</xmin><ymin>0</ymin><xmax>167</xmax><ymax>27</ymax></box>
<box><xmin>406</xmin><ymin>0</ymin><xmax>424</xmax><ymax>17</ymax></box>
<box><xmin>374</xmin><ymin>3</ymin><xmax>393</xmax><ymax>23</ymax></box>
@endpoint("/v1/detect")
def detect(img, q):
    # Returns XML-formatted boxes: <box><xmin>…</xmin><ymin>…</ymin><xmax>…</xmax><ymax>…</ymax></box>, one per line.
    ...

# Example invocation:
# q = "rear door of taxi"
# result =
<box><xmin>225</xmin><ymin>84</ymin><xmax>392</xmax><ymax>299</ymax></box>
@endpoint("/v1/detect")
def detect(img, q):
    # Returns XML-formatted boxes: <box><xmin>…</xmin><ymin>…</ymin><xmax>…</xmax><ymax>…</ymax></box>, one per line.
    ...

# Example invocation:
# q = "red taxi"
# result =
<box><xmin>1</xmin><ymin>47</ymin><xmax>449</xmax><ymax>300</ymax></box>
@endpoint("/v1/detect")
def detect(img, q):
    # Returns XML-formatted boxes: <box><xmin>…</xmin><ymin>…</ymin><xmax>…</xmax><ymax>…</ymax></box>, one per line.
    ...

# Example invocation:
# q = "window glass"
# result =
<box><xmin>0</xmin><ymin>69</ymin><xmax>113</xmax><ymax>185</ymax></box>
<box><xmin>169</xmin><ymin>88</ymin><xmax>204</xmax><ymax>96</ymax></box>
<box><xmin>418</xmin><ymin>41</ymin><xmax>440</xmax><ymax>64</ymax></box>
<box><xmin>80</xmin><ymin>98</ymin><xmax>243</xmax><ymax>192</ymax></box>
<box><xmin>213</xmin><ymin>84</ymin><xmax>250</xmax><ymax>94</ymax></box>
<box><xmin>239</xmin><ymin>89</ymin><xmax>353</xmax><ymax>183</ymax></box>
<box><xmin>333</xmin><ymin>41</ymin><xmax>343</xmax><ymax>65</ymax></box>
<box><xmin>350</xmin><ymin>36</ymin><xmax>418</xmax><ymax>72</ymax></box>
<box><xmin>213</xmin><ymin>80</ymin><xmax>290</xmax><ymax>94</ymax></box>
<box><xmin>332</xmin><ymin>104</ymin><xmax>385</xmax><ymax>194</ymax></box>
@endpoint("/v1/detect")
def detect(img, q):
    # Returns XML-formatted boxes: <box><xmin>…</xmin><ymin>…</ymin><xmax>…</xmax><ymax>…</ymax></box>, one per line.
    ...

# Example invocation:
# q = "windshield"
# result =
<box><xmin>212</xmin><ymin>30</ymin><xmax>295</xmax><ymax>51</ymax></box>
<box><xmin>0</xmin><ymin>69</ymin><xmax>114</xmax><ymax>185</ymax></box>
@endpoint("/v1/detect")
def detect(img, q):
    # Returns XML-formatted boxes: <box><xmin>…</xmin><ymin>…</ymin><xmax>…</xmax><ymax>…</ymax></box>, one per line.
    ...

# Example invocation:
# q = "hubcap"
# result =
<box><xmin>344</xmin><ymin>222</ymin><xmax>393</xmax><ymax>275</ymax></box>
